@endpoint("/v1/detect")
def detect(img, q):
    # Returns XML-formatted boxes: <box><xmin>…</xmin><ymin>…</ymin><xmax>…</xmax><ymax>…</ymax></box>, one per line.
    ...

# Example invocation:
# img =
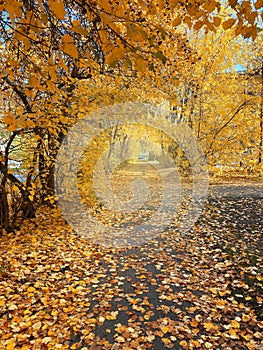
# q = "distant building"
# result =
<box><xmin>137</xmin><ymin>150</ymin><xmax>149</xmax><ymax>161</ymax></box>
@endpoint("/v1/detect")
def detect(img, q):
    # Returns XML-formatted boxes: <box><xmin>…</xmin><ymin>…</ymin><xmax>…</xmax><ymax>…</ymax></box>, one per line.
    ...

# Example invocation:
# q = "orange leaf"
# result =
<box><xmin>48</xmin><ymin>0</ymin><xmax>66</xmax><ymax>20</ymax></box>
<box><xmin>255</xmin><ymin>0</ymin><xmax>263</xmax><ymax>9</ymax></box>
<box><xmin>222</xmin><ymin>18</ymin><xmax>236</xmax><ymax>30</ymax></box>
<box><xmin>6</xmin><ymin>339</ymin><xmax>16</xmax><ymax>350</ymax></box>
<box><xmin>229</xmin><ymin>328</ymin><xmax>238</xmax><ymax>339</ymax></box>
<box><xmin>231</xmin><ymin>319</ymin><xmax>240</xmax><ymax>328</ymax></box>
<box><xmin>60</xmin><ymin>34</ymin><xmax>78</xmax><ymax>59</ymax></box>
<box><xmin>213</xmin><ymin>17</ymin><xmax>222</xmax><ymax>27</ymax></box>
<box><xmin>27</xmin><ymin>286</ymin><xmax>36</xmax><ymax>293</ymax></box>
<box><xmin>179</xmin><ymin>340</ymin><xmax>188</xmax><ymax>349</ymax></box>
<box><xmin>204</xmin><ymin>321</ymin><xmax>216</xmax><ymax>331</ymax></box>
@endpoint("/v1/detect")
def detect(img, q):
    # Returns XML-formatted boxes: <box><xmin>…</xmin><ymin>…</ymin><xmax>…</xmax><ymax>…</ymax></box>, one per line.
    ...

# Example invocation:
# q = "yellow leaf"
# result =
<box><xmin>202</xmin><ymin>2</ymin><xmax>217</xmax><ymax>12</ymax></box>
<box><xmin>190</xmin><ymin>339</ymin><xmax>201</xmax><ymax>348</ymax></box>
<box><xmin>169</xmin><ymin>0</ymin><xmax>179</xmax><ymax>10</ymax></box>
<box><xmin>179</xmin><ymin>340</ymin><xmax>188</xmax><ymax>349</ymax></box>
<box><xmin>157</xmin><ymin>0</ymin><xmax>165</xmax><ymax>10</ymax></box>
<box><xmin>209</xmin><ymin>287</ymin><xmax>218</xmax><ymax>295</ymax></box>
<box><xmin>51</xmin><ymin>310</ymin><xmax>58</xmax><ymax>316</ymax></box>
<box><xmin>6</xmin><ymin>338</ymin><xmax>16</xmax><ymax>350</ymax></box>
<box><xmin>229</xmin><ymin>328</ymin><xmax>238</xmax><ymax>339</ymax></box>
<box><xmin>222</xmin><ymin>18</ymin><xmax>236</xmax><ymax>30</ymax></box>
<box><xmin>231</xmin><ymin>319</ymin><xmax>240</xmax><ymax>328</ymax></box>
<box><xmin>72</xmin><ymin>20</ymin><xmax>80</xmax><ymax>26</ymax></box>
<box><xmin>255</xmin><ymin>0</ymin><xmax>263</xmax><ymax>9</ymax></box>
<box><xmin>190</xmin><ymin>319</ymin><xmax>199</xmax><ymax>327</ymax></box>
<box><xmin>48</xmin><ymin>0</ymin><xmax>66</xmax><ymax>20</ymax></box>
<box><xmin>133</xmin><ymin>57</ymin><xmax>147</xmax><ymax>72</ymax></box>
<box><xmin>47</xmin><ymin>80</ymin><xmax>56</xmax><ymax>94</ymax></box>
<box><xmin>228</xmin><ymin>0</ymin><xmax>238</xmax><ymax>7</ymax></box>
<box><xmin>8</xmin><ymin>304</ymin><xmax>18</xmax><ymax>310</ymax></box>
<box><xmin>28</xmin><ymin>75</ymin><xmax>38</xmax><ymax>87</ymax></box>
<box><xmin>4</xmin><ymin>0</ymin><xmax>22</xmax><ymax>23</ymax></box>
<box><xmin>126</xmin><ymin>24</ymin><xmax>147</xmax><ymax>41</ymax></box>
<box><xmin>213</xmin><ymin>17</ymin><xmax>221</xmax><ymax>27</ymax></box>
<box><xmin>173</xmin><ymin>16</ymin><xmax>182</xmax><ymax>27</ymax></box>
<box><xmin>60</xmin><ymin>34</ymin><xmax>78</xmax><ymax>59</ymax></box>
<box><xmin>42</xmin><ymin>337</ymin><xmax>52</xmax><ymax>344</ymax></box>
<box><xmin>100</xmin><ymin>12</ymin><xmax>113</xmax><ymax>25</ymax></box>
<box><xmin>27</xmin><ymin>286</ymin><xmax>36</xmax><ymax>293</ymax></box>
<box><xmin>2</xmin><ymin>115</ymin><xmax>17</xmax><ymax>128</ymax></box>
<box><xmin>242</xmin><ymin>314</ymin><xmax>251</xmax><ymax>322</ymax></box>
<box><xmin>32</xmin><ymin>321</ymin><xmax>42</xmax><ymax>330</ymax></box>
<box><xmin>162</xmin><ymin>337</ymin><xmax>171</xmax><ymax>345</ymax></box>
<box><xmin>160</xmin><ymin>325</ymin><xmax>170</xmax><ymax>334</ymax></box>
<box><xmin>194</xmin><ymin>20</ymin><xmax>204</xmax><ymax>31</ymax></box>
<box><xmin>115</xmin><ymin>336</ymin><xmax>125</xmax><ymax>343</ymax></box>
<box><xmin>105</xmin><ymin>46</ymin><xmax>125</xmax><ymax>65</ymax></box>
<box><xmin>241</xmin><ymin>26</ymin><xmax>257</xmax><ymax>40</ymax></box>
<box><xmin>204</xmin><ymin>321</ymin><xmax>217</xmax><ymax>331</ymax></box>
<box><xmin>147</xmin><ymin>6</ymin><xmax>157</xmax><ymax>15</ymax></box>
<box><xmin>72</xmin><ymin>25</ymin><xmax>89</xmax><ymax>36</ymax></box>
<box><xmin>241</xmin><ymin>332</ymin><xmax>253</xmax><ymax>341</ymax></box>
<box><xmin>99</xmin><ymin>0</ymin><xmax>112</xmax><ymax>12</ymax></box>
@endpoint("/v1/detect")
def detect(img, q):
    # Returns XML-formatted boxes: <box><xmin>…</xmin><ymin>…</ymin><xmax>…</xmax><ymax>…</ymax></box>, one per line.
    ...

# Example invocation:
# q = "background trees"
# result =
<box><xmin>181</xmin><ymin>27</ymin><xmax>262</xmax><ymax>173</ymax></box>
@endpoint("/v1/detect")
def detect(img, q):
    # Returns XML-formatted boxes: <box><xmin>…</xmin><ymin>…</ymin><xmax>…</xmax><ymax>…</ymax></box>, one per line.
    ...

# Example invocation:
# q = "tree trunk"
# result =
<box><xmin>258</xmin><ymin>60</ymin><xmax>263</xmax><ymax>165</ymax></box>
<box><xmin>0</xmin><ymin>185</ymin><xmax>9</xmax><ymax>235</ymax></box>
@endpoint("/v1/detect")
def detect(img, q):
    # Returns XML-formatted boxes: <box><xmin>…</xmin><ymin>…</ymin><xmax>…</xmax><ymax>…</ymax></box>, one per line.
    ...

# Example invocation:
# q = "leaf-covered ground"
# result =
<box><xmin>0</xmin><ymin>180</ymin><xmax>262</xmax><ymax>350</ymax></box>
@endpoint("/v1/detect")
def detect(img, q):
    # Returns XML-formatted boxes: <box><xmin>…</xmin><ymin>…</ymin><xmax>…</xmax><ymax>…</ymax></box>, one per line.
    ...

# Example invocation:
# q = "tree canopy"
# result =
<box><xmin>0</xmin><ymin>0</ymin><xmax>263</xmax><ymax>233</ymax></box>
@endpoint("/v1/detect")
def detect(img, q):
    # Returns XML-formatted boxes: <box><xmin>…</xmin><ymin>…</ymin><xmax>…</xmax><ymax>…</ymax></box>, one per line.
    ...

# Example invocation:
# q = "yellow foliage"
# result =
<box><xmin>48</xmin><ymin>0</ymin><xmax>66</xmax><ymax>20</ymax></box>
<box><xmin>60</xmin><ymin>34</ymin><xmax>78</xmax><ymax>59</ymax></box>
<box><xmin>222</xmin><ymin>18</ymin><xmax>236</xmax><ymax>30</ymax></box>
<box><xmin>255</xmin><ymin>0</ymin><xmax>263</xmax><ymax>9</ymax></box>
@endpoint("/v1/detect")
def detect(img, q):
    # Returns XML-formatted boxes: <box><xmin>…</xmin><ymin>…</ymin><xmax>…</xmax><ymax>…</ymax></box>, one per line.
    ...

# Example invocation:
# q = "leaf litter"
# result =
<box><xmin>0</xmin><ymin>180</ymin><xmax>262</xmax><ymax>349</ymax></box>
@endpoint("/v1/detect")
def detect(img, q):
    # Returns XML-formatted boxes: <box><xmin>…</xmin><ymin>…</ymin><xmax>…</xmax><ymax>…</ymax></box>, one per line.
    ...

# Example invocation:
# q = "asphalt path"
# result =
<box><xmin>71</xmin><ymin>164</ymin><xmax>263</xmax><ymax>349</ymax></box>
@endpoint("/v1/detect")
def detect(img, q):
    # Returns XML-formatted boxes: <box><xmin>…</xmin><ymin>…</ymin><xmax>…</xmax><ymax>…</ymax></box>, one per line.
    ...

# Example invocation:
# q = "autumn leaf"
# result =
<box><xmin>222</xmin><ymin>18</ymin><xmax>236</xmax><ymax>30</ymax></box>
<box><xmin>173</xmin><ymin>16</ymin><xmax>182</xmax><ymax>27</ymax></box>
<box><xmin>105</xmin><ymin>45</ymin><xmax>125</xmax><ymax>66</ymax></box>
<box><xmin>228</xmin><ymin>0</ymin><xmax>238</xmax><ymax>7</ymax></box>
<box><xmin>3</xmin><ymin>0</ymin><xmax>22</xmax><ymax>23</ymax></box>
<box><xmin>231</xmin><ymin>319</ymin><xmax>241</xmax><ymax>329</ymax></box>
<box><xmin>204</xmin><ymin>321</ymin><xmax>219</xmax><ymax>332</ymax></box>
<box><xmin>6</xmin><ymin>339</ymin><xmax>16</xmax><ymax>350</ymax></box>
<box><xmin>155</xmin><ymin>50</ymin><xmax>167</xmax><ymax>64</ymax></box>
<box><xmin>179</xmin><ymin>340</ymin><xmax>188</xmax><ymax>348</ymax></box>
<box><xmin>213</xmin><ymin>17</ymin><xmax>222</xmax><ymax>27</ymax></box>
<box><xmin>126</xmin><ymin>23</ymin><xmax>147</xmax><ymax>41</ymax></box>
<box><xmin>60</xmin><ymin>34</ymin><xmax>78</xmax><ymax>59</ymax></box>
<box><xmin>48</xmin><ymin>0</ymin><xmax>66</xmax><ymax>20</ymax></box>
<box><xmin>255</xmin><ymin>0</ymin><xmax>263</xmax><ymax>9</ymax></box>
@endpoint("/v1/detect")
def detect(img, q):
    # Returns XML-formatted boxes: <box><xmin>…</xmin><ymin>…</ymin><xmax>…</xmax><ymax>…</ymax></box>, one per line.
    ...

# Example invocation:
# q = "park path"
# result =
<box><xmin>0</xmin><ymin>166</ymin><xmax>262</xmax><ymax>349</ymax></box>
<box><xmin>68</xmin><ymin>165</ymin><xmax>263</xmax><ymax>349</ymax></box>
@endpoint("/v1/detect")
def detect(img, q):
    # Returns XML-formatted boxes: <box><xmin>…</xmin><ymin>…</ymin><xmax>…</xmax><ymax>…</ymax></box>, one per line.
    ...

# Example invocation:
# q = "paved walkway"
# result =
<box><xmin>70</xmin><ymin>171</ymin><xmax>263</xmax><ymax>349</ymax></box>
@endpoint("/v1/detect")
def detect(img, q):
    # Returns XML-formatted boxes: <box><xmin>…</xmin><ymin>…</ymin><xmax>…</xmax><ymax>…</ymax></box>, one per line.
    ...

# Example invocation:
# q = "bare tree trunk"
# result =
<box><xmin>0</xmin><ymin>184</ymin><xmax>9</xmax><ymax>235</ymax></box>
<box><xmin>258</xmin><ymin>60</ymin><xmax>263</xmax><ymax>165</ymax></box>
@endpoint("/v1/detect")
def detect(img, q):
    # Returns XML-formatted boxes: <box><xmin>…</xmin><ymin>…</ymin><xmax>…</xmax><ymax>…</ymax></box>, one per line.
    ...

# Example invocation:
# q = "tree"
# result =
<box><xmin>167</xmin><ymin>25</ymin><xmax>263</xmax><ymax>174</ymax></box>
<box><xmin>0</xmin><ymin>0</ymin><xmax>263</xmax><ymax>233</ymax></box>
<box><xmin>243</xmin><ymin>31</ymin><xmax>263</xmax><ymax>166</ymax></box>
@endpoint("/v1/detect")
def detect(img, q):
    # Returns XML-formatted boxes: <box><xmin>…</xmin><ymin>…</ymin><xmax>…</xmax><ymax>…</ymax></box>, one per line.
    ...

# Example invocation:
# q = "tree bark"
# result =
<box><xmin>258</xmin><ymin>60</ymin><xmax>263</xmax><ymax>165</ymax></box>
